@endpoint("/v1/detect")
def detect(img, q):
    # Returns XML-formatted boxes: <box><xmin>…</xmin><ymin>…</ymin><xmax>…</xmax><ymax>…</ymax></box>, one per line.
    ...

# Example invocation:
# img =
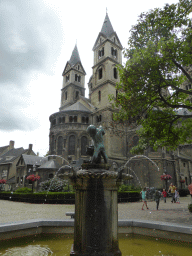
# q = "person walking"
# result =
<box><xmin>168</xmin><ymin>183</ymin><xmax>176</xmax><ymax>203</ymax></box>
<box><xmin>154</xmin><ymin>190</ymin><xmax>161</xmax><ymax>210</ymax></box>
<box><xmin>140</xmin><ymin>187</ymin><xmax>149</xmax><ymax>210</ymax></box>
<box><xmin>162</xmin><ymin>189</ymin><xmax>167</xmax><ymax>203</ymax></box>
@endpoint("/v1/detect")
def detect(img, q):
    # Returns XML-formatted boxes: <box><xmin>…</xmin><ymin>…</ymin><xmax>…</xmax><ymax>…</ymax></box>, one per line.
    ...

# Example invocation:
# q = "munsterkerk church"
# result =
<box><xmin>49</xmin><ymin>14</ymin><xmax>192</xmax><ymax>189</ymax></box>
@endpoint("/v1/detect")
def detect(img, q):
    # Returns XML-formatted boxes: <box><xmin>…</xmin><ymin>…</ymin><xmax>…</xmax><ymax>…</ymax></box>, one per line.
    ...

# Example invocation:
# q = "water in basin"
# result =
<box><xmin>0</xmin><ymin>234</ymin><xmax>191</xmax><ymax>256</ymax></box>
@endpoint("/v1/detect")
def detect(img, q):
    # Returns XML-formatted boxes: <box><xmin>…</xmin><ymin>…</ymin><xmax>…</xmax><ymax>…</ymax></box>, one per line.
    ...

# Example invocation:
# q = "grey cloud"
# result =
<box><xmin>0</xmin><ymin>0</ymin><xmax>63</xmax><ymax>131</ymax></box>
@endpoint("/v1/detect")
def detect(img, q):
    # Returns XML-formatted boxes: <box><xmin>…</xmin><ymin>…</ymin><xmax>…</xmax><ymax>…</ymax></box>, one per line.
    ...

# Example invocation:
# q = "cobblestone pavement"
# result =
<box><xmin>0</xmin><ymin>196</ymin><xmax>192</xmax><ymax>226</ymax></box>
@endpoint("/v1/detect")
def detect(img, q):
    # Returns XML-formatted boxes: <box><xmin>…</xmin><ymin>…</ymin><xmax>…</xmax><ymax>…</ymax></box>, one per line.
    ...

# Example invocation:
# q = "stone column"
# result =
<box><xmin>70</xmin><ymin>169</ymin><xmax>122</xmax><ymax>256</ymax></box>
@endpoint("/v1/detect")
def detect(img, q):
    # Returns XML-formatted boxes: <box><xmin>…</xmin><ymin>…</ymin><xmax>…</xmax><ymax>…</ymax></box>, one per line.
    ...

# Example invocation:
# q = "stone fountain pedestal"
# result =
<box><xmin>59</xmin><ymin>166</ymin><xmax>132</xmax><ymax>256</ymax></box>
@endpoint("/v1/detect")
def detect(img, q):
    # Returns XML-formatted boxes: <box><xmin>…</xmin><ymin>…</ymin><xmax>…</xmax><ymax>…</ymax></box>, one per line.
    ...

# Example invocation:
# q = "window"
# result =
<box><xmin>66</xmin><ymin>75</ymin><xmax>70</xmax><ymax>82</ymax></box>
<box><xmin>68</xmin><ymin>135</ymin><xmax>75</xmax><ymax>155</ymax></box>
<box><xmin>65</xmin><ymin>92</ymin><xmax>67</xmax><ymax>100</ymax></box>
<box><xmin>86</xmin><ymin>117</ymin><xmax>89</xmax><ymax>124</ymax></box>
<box><xmin>75</xmin><ymin>74</ymin><xmax>81</xmax><ymax>82</ymax></box>
<box><xmin>96</xmin><ymin>115</ymin><xmax>102</xmax><ymax>122</ymax></box>
<box><xmin>98</xmin><ymin>47</ymin><xmax>104</xmax><ymax>59</ymax></box>
<box><xmin>98</xmin><ymin>90</ymin><xmax>101</xmax><ymax>102</ymax></box>
<box><xmin>185</xmin><ymin>177</ymin><xmax>188</xmax><ymax>185</ymax></box>
<box><xmin>69</xmin><ymin>116</ymin><xmax>73</xmax><ymax>123</ymax></box>
<box><xmin>57</xmin><ymin>136</ymin><xmax>63</xmax><ymax>155</ymax></box>
<box><xmin>111</xmin><ymin>47</ymin><xmax>117</xmax><ymax>58</ymax></box>
<box><xmin>183</xmin><ymin>162</ymin><xmax>186</xmax><ymax>167</ymax></box>
<box><xmin>81</xmin><ymin>136</ymin><xmax>88</xmax><ymax>155</ymax></box>
<box><xmin>62</xmin><ymin>116</ymin><xmax>65</xmax><ymax>123</ymax></box>
<box><xmin>74</xmin><ymin>116</ymin><xmax>77</xmax><ymax>122</ymax></box>
<box><xmin>82</xmin><ymin>116</ymin><xmax>85</xmax><ymax>123</ymax></box>
<box><xmin>75</xmin><ymin>91</ymin><xmax>79</xmax><ymax>99</ymax></box>
<box><xmin>98</xmin><ymin>68</ymin><xmax>103</xmax><ymax>79</ymax></box>
<box><xmin>78</xmin><ymin>65</ymin><xmax>80</xmax><ymax>70</ymax></box>
<box><xmin>52</xmin><ymin>119</ymin><xmax>56</xmax><ymax>126</ymax></box>
<box><xmin>186</xmin><ymin>85</ymin><xmax>188</xmax><ymax>90</ymax></box>
<box><xmin>189</xmin><ymin>84</ymin><xmax>191</xmax><ymax>89</ymax></box>
<box><xmin>114</xmin><ymin>68</ymin><xmax>117</xmax><ymax>79</ymax></box>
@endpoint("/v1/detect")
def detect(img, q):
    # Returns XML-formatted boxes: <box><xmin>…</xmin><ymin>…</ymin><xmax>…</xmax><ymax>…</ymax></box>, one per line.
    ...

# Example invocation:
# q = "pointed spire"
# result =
<box><xmin>100</xmin><ymin>13</ymin><xmax>114</xmax><ymax>37</ymax></box>
<box><xmin>69</xmin><ymin>45</ymin><xmax>81</xmax><ymax>66</ymax></box>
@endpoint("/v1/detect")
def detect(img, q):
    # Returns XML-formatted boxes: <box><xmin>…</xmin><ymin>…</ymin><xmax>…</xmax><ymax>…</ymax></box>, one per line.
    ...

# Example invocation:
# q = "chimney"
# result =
<box><xmin>9</xmin><ymin>140</ymin><xmax>15</xmax><ymax>149</ymax></box>
<box><xmin>29</xmin><ymin>144</ymin><xmax>33</xmax><ymax>151</ymax></box>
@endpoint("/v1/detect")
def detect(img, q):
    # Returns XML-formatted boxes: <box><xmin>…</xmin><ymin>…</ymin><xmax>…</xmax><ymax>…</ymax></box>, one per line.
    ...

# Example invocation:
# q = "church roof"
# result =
<box><xmin>100</xmin><ymin>13</ymin><xmax>115</xmax><ymax>37</ymax></box>
<box><xmin>69</xmin><ymin>45</ymin><xmax>81</xmax><ymax>66</ymax></box>
<box><xmin>61</xmin><ymin>101</ymin><xmax>91</xmax><ymax>113</ymax></box>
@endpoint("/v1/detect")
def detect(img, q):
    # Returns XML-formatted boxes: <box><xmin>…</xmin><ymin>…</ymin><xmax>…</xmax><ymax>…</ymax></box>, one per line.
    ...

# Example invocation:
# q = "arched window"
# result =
<box><xmin>75</xmin><ymin>91</ymin><xmax>79</xmax><ymax>99</ymax></box>
<box><xmin>65</xmin><ymin>92</ymin><xmax>67</xmax><ymax>100</ymax></box>
<box><xmin>114</xmin><ymin>68</ymin><xmax>118</xmax><ymax>79</ymax></box>
<box><xmin>98</xmin><ymin>91</ymin><xmax>101</xmax><ymax>102</ymax></box>
<box><xmin>81</xmin><ymin>136</ymin><xmax>88</xmax><ymax>155</ymax></box>
<box><xmin>98</xmin><ymin>68</ymin><xmax>102</xmax><ymax>79</ymax></box>
<box><xmin>57</xmin><ymin>136</ymin><xmax>63</xmax><ymax>155</ymax></box>
<box><xmin>68</xmin><ymin>135</ymin><xmax>75</xmax><ymax>155</ymax></box>
<box><xmin>69</xmin><ymin>116</ymin><xmax>73</xmax><ymax>123</ymax></box>
<box><xmin>74</xmin><ymin>116</ymin><xmax>77</xmax><ymax>122</ymax></box>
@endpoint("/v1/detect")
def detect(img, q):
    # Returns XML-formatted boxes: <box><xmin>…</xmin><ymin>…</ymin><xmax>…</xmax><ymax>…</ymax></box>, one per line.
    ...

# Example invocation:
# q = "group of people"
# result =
<box><xmin>140</xmin><ymin>183</ymin><xmax>180</xmax><ymax>211</ymax></box>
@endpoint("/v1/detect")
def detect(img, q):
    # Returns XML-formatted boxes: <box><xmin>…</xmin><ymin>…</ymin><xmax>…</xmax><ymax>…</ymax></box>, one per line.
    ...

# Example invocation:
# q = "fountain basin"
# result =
<box><xmin>0</xmin><ymin>219</ymin><xmax>192</xmax><ymax>243</ymax></box>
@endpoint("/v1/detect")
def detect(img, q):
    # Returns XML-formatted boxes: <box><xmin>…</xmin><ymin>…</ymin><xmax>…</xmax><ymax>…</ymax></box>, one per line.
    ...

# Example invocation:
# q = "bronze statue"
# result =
<box><xmin>87</xmin><ymin>125</ymin><xmax>108</xmax><ymax>164</ymax></box>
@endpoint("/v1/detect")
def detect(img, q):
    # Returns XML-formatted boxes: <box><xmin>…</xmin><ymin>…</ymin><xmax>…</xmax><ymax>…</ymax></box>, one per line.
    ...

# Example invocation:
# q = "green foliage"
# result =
<box><xmin>0</xmin><ymin>191</ymin><xmax>75</xmax><ymax>204</ymax></box>
<box><xmin>109</xmin><ymin>0</ymin><xmax>192</xmax><ymax>153</ymax></box>
<box><xmin>40</xmin><ymin>177</ymin><xmax>68</xmax><ymax>192</ymax></box>
<box><xmin>118</xmin><ymin>184</ymin><xmax>141</xmax><ymax>192</ymax></box>
<box><xmin>15</xmin><ymin>187</ymin><xmax>32</xmax><ymax>193</ymax></box>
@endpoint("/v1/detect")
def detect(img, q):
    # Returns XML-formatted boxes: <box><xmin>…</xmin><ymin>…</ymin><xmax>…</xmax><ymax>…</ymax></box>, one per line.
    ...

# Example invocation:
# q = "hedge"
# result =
<box><xmin>0</xmin><ymin>191</ymin><xmax>141</xmax><ymax>204</ymax></box>
<box><xmin>0</xmin><ymin>192</ymin><xmax>75</xmax><ymax>204</ymax></box>
<box><xmin>118</xmin><ymin>191</ymin><xmax>141</xmax><ymax>202</ymax></box>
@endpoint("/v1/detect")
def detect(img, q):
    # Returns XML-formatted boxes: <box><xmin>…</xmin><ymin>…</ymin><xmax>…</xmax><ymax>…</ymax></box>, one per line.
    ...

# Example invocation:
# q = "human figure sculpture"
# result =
<box><xmin>87</xmin><ymin>125</ymin><xmax>108</xmax><ymax>164</ymax></box>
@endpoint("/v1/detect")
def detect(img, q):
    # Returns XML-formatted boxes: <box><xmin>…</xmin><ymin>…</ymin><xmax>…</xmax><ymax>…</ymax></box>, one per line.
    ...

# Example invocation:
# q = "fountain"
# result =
<box><xmin>58</xmin><ymin>125</ymin><xmax>133</xmax><ymax>256</ymax></box>
<box><xmin>1</xmin><ymin>127</ymin><xmax>192</xmax><ymax>255</ymax></box>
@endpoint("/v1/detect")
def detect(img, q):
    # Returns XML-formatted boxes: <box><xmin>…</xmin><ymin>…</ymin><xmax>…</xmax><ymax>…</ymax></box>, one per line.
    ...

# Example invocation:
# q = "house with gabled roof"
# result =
<box><xmin>0</xmin><ymin>141</ymin><xmax>36</xmax><ymax>191</ymax></box>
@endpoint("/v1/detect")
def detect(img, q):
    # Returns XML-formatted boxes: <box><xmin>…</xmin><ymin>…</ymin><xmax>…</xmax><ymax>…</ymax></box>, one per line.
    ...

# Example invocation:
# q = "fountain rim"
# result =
<box><xmin>0</xmin><ymin>219</ymin><xmax>192</xmax><ymax>242</ymax></box>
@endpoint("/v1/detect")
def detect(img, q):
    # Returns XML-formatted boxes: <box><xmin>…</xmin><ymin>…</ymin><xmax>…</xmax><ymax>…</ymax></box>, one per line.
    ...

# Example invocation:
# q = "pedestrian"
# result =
<box><xmin>140</xmin><ymin>187</ymin><xmax>149</xmax><ymax>210</ymax></box>
<box><xmin>175</xmin><ymin>188</ymin><xmax>180</xmax><ymax>203</ymax></box>
<box><xmin>162</xmin><ymin>188</ymin><xmax>167</xmax><ymax>203</ymax></box>
<box><xmin>154</xmin><ymin>190</ymin><xmax>161</xmax><ymax>210</ymax></box>
<box><xmin>168</xmin><ymin>183</ymin><xmax>176</xmax><ymax>203</ymax></box>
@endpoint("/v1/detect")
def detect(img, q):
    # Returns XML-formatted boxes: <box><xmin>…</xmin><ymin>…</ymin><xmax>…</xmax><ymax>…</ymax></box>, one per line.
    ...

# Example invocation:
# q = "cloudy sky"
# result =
<box><xmin>0</xmin><ymin>0</ymin><xmax>179</xmax><ymax>156</ymax></box>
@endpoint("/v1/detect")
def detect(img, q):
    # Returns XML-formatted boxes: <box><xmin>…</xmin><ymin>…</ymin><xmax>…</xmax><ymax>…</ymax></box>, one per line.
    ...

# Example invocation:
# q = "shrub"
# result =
<box><xmin>40</xmin><ymin>177</ymin><xmax>68</xmax><ymax>192</ymax></box>
<box><xmin>178</xmin><ymin>188</ymin><xmax>190</xmax><ymax>197</ymax></box>
<box><xmin>188</xmin><ymin>204</ymin><xmax>192</xmax><ymax>213</ymax></box>
<box><xmin>118</xmin><ymin>184</ymin><xmax>141</xmax><ymax>192</ymax></box>
<box><xmin>15</xmin><ymin>187</ymin><xmax>32</xmax><ymax>193</ymax></box>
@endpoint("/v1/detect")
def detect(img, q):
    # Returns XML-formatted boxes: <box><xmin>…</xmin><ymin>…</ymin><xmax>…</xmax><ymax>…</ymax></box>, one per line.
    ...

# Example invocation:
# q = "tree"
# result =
<box><xmin>110</xmin><ymin>0</ymin><xmax>192</xmax><ymax>153</ymax></box>
<box><xmin>26</xmin><ymin>174</ymin><xmax>40</xmax><ymax>192</ymax></box>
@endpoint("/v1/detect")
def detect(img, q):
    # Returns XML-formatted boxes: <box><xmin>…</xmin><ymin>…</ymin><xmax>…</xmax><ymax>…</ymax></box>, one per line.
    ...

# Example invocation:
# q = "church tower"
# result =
<box><xmin>88</xmin><ymin>13</ymin><xmax>123</xmax><ymax>109</ymax></box>
<box><xmin>60</xmin><ymin>45</ymin><xmax>86</xmax><ymax>111</ymax></box>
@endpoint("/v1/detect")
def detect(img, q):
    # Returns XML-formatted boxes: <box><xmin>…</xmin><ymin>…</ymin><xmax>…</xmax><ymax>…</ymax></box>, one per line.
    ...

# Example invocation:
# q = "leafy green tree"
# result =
<box><xmin>110</xmin><ymin>0</ymin><xmax>192</xmax><ymax>153</ymax></box>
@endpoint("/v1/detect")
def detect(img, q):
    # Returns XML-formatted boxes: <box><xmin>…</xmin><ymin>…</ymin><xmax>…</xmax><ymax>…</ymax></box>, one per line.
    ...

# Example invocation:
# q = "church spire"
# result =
<box><xmin>69</xmin><ymin>45</ymin><xmax>81</xmax><ymax>66</ymax></box>
<box><xmin>100</xmin><ymin>13</ymin><xmax>114</xmax><ymax>38</ymax></box>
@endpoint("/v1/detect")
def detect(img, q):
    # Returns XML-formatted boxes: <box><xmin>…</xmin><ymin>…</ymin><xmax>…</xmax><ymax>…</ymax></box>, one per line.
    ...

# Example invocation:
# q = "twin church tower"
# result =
<box><xmin>49</xmin><ymin>13</ymin><xmax>128</xmax><ymax>167</ymax></box>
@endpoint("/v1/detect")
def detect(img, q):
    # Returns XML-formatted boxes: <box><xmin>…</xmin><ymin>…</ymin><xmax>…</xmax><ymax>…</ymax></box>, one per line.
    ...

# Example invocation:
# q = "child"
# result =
<box><xmin>162</xmin><ymin>189</ymin><xmax>167</xmax><ymax>203</ymax></box>
<box><xmin>140</xmin><ymin>187</ymin><xmax>149</xmax><ymax>210</ymax></box>
<box><xmin>175</xmin><ymin>188</ymin><xmax>180</xmax><ymax>203</ymax></box>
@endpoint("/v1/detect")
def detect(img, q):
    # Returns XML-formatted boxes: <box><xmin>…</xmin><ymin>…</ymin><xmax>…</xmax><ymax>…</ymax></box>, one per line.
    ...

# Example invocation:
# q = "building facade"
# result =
<box><xmin>49</xmin><ymin>14</ymin><xmax>192</xmax><ymax>189</ymax></box>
